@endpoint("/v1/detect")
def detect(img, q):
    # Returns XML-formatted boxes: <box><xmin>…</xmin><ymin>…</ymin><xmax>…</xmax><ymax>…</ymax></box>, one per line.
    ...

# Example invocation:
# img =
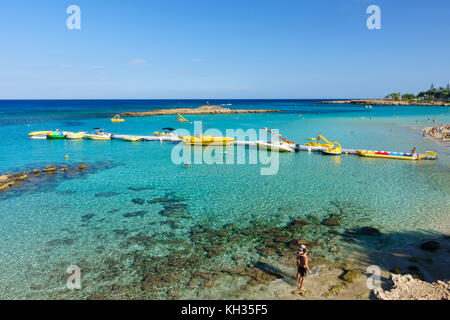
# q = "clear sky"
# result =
<box><xmin>0</xmin><ymin>0</ymin><xmax>449</xmax><ymax>99</ymax></box>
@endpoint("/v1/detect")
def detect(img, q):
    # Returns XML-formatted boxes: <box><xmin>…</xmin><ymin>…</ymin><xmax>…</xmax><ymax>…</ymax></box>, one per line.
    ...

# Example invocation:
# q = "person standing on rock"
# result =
<box><xmin>296</xmin><ymin>246</ymin><xmax>312</xmax><ymax>291</ymax></box>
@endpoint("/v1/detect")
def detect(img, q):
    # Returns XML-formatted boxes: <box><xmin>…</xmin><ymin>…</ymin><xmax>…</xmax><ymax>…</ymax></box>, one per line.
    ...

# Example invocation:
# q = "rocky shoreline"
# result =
<box><xmin>320</xmin><ymin>99</ymin><xmax>450</xmax><ymax>106</ymax></box>
<box><xmin>121</xmin><ymin>105</ymin><xmax>280</xmax><ymax>117</ymax></box>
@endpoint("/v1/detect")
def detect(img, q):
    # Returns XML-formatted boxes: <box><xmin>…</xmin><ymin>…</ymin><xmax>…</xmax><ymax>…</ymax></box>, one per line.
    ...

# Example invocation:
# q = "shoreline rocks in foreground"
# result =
<box><xmin>320</xmin><ymin>99</ymin><xmax>450</xmax><ymax>106</ymax></box>
<box><xmin>121</xmin><ymin>105</ymin><xmax>281</xmax><ymax>117</ymax></box>
<box><xmin>0</xmin><ymin>164</ymin><xmax>88</xmax><ymax>192</ymax></box>
<box><xmin>373</xmin><ymin>274</ymin><xmax>450</xmax><ymax>300</ymax></box>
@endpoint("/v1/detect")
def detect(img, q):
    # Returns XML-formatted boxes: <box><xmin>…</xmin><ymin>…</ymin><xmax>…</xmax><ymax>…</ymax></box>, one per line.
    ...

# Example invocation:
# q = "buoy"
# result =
<box><xmin>65</xmin><ymin>155</ymin><xmax>69</xmax><ymax>159</ymax></box>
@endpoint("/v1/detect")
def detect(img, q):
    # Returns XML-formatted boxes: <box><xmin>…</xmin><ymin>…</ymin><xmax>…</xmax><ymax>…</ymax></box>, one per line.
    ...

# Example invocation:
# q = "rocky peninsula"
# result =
<box><xmin>121</xmin><ymin>105</ymin><xmax>280</xmax><ymax>117</ymax></box>
<box><xmin>320</xmin><ymin>99</ymin><xmax>450</xmax><ymax>106</ymax></box>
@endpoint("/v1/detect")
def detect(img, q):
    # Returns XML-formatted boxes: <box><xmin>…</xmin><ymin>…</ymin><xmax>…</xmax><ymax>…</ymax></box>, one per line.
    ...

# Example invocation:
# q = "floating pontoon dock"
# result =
<box><xmin>31</xmin><ymin>133</ymin><xmax>438</xmax><ymax>160</ymax></box>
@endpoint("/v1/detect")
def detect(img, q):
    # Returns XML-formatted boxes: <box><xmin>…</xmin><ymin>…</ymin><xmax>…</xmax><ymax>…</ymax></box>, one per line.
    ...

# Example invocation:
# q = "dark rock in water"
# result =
<box><xmin>159</xmin><ymin>204</ymin><xmax>189</xmax><ymax>218</ymax></box>
<box><xmin>47</xmin><ymin>238</ymin><xmax>76</xmax><ymax>247</ymax></box>
<box><xmin>128</xmin><ymin>186</ymin><xmax>153</xmax><ymax>191</ymax></box>
<box><xmin>81</xmin><ymin>213</ymin><xmax>95</xmax><ymax>222</ymax></box>
<box><xmin>43</xmin><ymin>166</ymin><xmax>57</xmax><ymax>173</ymax></box>
<box><xmin>274</xmin><ymin>236</ymin><xmax>290</xmax><ymax>243</ymax></box>
<box><xmin>322</xmin><ymin>218</ymin><xmax>340</xmax><ymax>226</ymax></box>
<box><xmin>95</xmin><ymin>192</ymin><xmax>120</xmax><ymax>198</ymax></box>
<box><xmin>132</xmin><ymin>198</ymin><xmax>146</xmax><ymax>205</ymax></box>
<box><xmin>420</xmin><ymin>240</ymin><xmax>440</xmax><ymax>252</ymax></box>
<box><xmin>290</xmin><ymin>219</ymin><xmax>310</xmax><ymax>227</ymax></box>
<box><xmin>124</xmin><ymin>210</ymin><xmax>148</xmax><ymax>218</ymax></box>
<box><xmin>148</xmin><ymin>197</ymin><xmax>186</xmax><ymax>205</ymax></box>
<box><xmin>30</xmin><ymin>284</ymin><xmax>45</xmax><ymax>290</ymax></box>
<box><xmin>29</xmin><ymin>169</ymin><xmax>42</xmax><ymax>175</ymax></box>
<box><xmin>114</xmin><ymin>229</ymin><xmax>129</xmax><ymax>236</ymax></box>
<box><xmin>359</xmin><ymin>226</ymin><xmax>381</xmax><ymax>235</ymax></box>
<box><xmin>288</xmin><ymin>239</ymin><xmax>318</xmax><ymax>250</ymax></box>
<box><xmin>60</xmin><ymin>167</ymin><xmax>70</xmax><ymax>172</ymax></box>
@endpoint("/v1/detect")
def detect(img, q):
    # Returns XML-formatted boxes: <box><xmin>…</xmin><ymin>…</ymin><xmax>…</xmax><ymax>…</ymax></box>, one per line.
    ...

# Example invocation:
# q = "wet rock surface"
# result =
<box><xmin>0</xmin><ymin>161</ymin><xmax>120</xmax><ymax>200</ymax></box>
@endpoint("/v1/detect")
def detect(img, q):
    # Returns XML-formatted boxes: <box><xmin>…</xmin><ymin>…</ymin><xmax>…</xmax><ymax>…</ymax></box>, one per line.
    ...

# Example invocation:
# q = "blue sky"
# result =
<box><xmin>0</xmin><ymin>0</ymin><xmax>449</xmax><ymax>99</ymax></box>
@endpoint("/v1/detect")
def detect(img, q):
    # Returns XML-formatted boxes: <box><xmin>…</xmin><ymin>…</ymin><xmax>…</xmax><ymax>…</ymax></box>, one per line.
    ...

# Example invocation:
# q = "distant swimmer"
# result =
<box><xmin>411</xmin><ymin>147</ymin><xmax>418</xmax><ymax>156</ymax></box>
<box><xmin>184</xmin><ymin>163</ymin><xmax>191</xmax><ymax>168</ymax></box>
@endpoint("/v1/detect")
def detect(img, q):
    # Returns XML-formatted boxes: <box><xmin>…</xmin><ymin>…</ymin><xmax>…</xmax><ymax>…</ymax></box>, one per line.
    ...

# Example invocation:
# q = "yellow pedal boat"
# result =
<box><xmin>111</xmin><ymin>114</ymin><xmax>125</xmax><ymax>122</ymax></box>
<box><xmin>182</xmin><ymin>135</ymin><xmax>235</xmax><ymax>146</ymax></box>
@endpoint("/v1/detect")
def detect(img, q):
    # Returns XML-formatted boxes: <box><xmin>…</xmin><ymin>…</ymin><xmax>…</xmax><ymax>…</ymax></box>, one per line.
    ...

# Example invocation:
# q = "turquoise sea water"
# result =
<box><xmin>0</xmin><ymin>100</ymin><xmax>449</xmax><ymax>299</ymax></box>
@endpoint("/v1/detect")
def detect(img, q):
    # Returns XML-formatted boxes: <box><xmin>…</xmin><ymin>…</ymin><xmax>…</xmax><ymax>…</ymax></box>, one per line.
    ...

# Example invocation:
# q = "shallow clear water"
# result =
<box><xmin>0</xmin><ymin>100</ymin><xmax>448</xmax><ymax>299</ymax></box>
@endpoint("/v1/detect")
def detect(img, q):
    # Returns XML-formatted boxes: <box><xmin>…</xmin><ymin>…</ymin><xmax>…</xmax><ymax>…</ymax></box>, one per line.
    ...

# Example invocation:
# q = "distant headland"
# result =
<box><xmin>321</xmin><ymin>83</ymin><xmax>450</xmax><ymax>106</ymax></box>
<box><xmin>319</xmin><ymin>99</ymin><xmax>449</xmax><ymax>106</ymax></box>
<box><xmin>121</xmin><ymin>105</ymin><xmax>281</xmax><ymax>117</ymax></box>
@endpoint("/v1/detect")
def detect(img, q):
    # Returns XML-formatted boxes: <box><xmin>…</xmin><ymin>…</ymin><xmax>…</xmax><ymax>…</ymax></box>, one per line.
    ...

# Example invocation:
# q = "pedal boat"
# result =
<box><xmin>322</xmin><ymin>142</ymin><xmax>342</xmax><ymax>155</ymax></box>
<box><xmin>182</xmin><ymin>135</ymin><xmax>235</xmax><ymax>146</ymax></box>
<box><xmin>111</xmin><ymin>114</ymin><xmax>125</xmax><ymax>123</ymax></box>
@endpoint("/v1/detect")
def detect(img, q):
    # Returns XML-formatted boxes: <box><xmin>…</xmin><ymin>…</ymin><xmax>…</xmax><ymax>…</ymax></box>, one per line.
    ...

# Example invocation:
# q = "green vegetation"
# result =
<box><xmin>385</xmin><ymin>83</ymin><xmax>450</xmax><ymax>102</ymax></box>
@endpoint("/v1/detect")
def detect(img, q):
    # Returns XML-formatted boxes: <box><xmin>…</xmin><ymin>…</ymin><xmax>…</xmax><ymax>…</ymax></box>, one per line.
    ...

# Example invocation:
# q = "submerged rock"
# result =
<box><xmin>78</xmin><ymin>164</ymin><xmax>87</xmax><ymax>170</ymax></box>
<box><xmin>81</xmin><ymin>213</ymin><xmax>95</xmax><ymax>222</ymax></box>
<box><xmin>132</xmin><ymin>198</ymin><xmax>146</xmax><ymax>205</ymax></box>
<box><xmin>95</xmin><ymin>192</ymin><xmax>120</xmax><ymax>198</ymax></box>
<box><xmin>128</xmin><ymin>186</ymin><xmax>153</xmax><ymax>191</ymax></box>
<box><xmin>323</xmin><ymin>218</ymin><xmax>340</xmax><ymax>226</ymax></box>
<box><xmin>358</xmin><ymin>226</ymin><xmax>381</xmax><ymax>235</ymax></box>
<box><xmin>420</xmin><ymin>240</ymin><xmax>440</xmax><ymax>252</ymax></box>
<box><xmin>124</xmin><ymin>210</ymin><xmax>148</xmax><ymax>218</ymax></box>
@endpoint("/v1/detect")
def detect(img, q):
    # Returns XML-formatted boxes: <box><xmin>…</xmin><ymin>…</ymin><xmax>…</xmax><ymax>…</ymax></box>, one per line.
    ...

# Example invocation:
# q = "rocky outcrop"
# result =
<box><xmin>373</xmin><ymin>274</ymin><xmax>450</xmax><ymax>300</ymax></box>
<box><xmin>0</xmin><ymin>164</ymin><xmax>89</xmax><ymax>193</ymax></box>
<box><xmin>121</xmin><ymin>105</ymin><xmax>280</xmax><ymax>117</ymax></box>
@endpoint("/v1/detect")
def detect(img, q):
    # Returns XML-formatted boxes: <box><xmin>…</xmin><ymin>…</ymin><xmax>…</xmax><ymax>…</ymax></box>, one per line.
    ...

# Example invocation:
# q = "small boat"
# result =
<box><xmin>183</xmin><ymin>135</ymin><xmax>235</xmax><ymax>146</ymax></box>
<box><xmin>65</xmin><ymin>132</ymin><xmax>85</xmax><ymax>139</ymax></box>
<box><xmin>364</xmin><ymin>105</ymin><xmax>373</xmax><ymax>109</ymax></box>
<box><xmin>29</xmin><ymin>131</ymin><xmax>51</xmax><ymax>136</ymax></box>
<box><xmin>111</xmin><ymin>114</ymin><xmax>125</xmax><ymax>122</ymax></box>
<box><xmin>47</xmin><ymin>130</ymin><xmax>66</xmax><ymax>139</ymax></box>
<box><xmin>256</xmin><ymin>140</ymin><xmax>295</xmax><ymax>152</ymax></box>
<box><xmin>154</xmin><ymin>127</ymin><xmax>179</xmax><ymax>137</ymax></box>
<box><xmin>322</xmin><ymin>142</ymin><xmax>341</xmax><ymax>155</ymax></box>
<box><xmin>176</xmin><ymin>113</ymin><xmax>189</xmax><ymax>122</ymax></box>
<box><xmin>85</xmin><ymin>129</ymin><xmax>111</xmax><ymax>140</ymax></box>
<box><xmin>356</xmin><ymin>150</ymin><xmax>425</xmax><ymax>160</ymax></box>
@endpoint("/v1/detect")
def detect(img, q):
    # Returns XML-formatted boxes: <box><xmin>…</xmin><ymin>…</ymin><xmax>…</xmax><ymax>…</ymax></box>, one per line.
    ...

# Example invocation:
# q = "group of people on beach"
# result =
<box><xmin>423</xmin><ymin>124</ymin><xmax>450</xmax><ymax>141</ymax></box>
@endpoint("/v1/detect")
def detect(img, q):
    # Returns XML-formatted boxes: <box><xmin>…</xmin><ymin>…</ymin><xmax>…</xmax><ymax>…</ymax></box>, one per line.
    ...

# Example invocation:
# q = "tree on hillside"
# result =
<box><xmin>401</xmin><ymin>93</ymin><xmax>415</xmax><ymax>101</ymax></box>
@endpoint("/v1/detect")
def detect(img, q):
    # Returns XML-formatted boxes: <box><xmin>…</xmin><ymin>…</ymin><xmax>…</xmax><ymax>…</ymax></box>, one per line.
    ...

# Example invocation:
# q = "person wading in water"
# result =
<box><xmin>296</xmin><ymin>246</ymin><xmax>312</xmax><ymax>291</ymax></box>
